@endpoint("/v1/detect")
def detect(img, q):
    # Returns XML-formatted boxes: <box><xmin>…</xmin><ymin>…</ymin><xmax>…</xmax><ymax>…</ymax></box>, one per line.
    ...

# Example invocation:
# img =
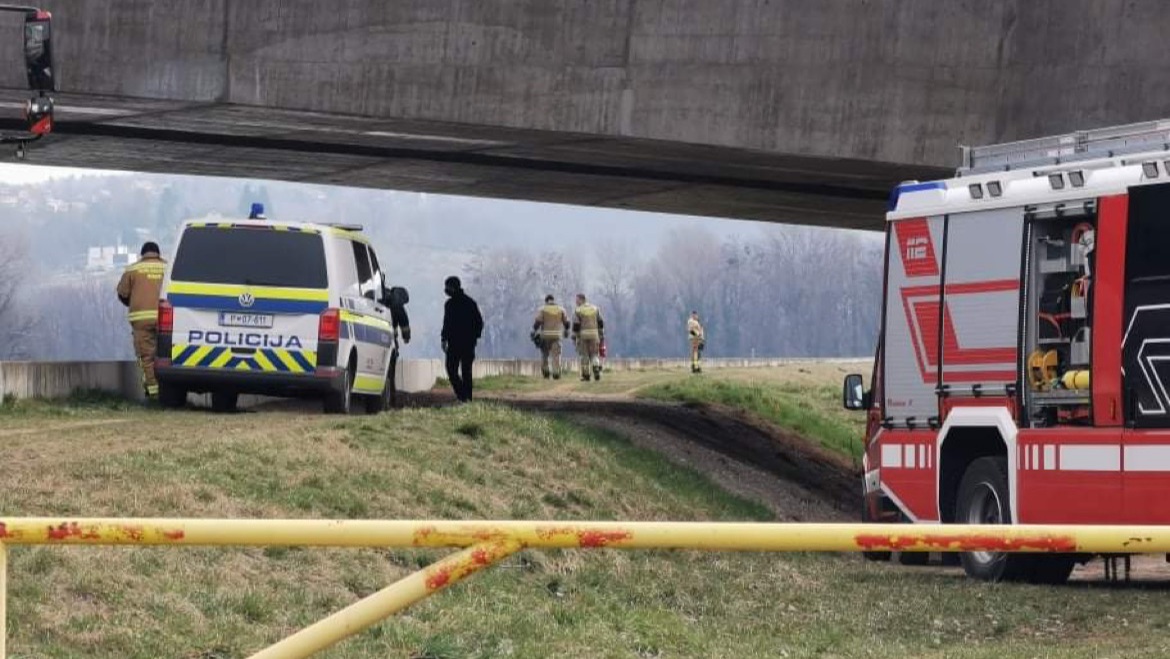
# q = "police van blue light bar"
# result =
<box><xmin>888</xmin><ymin>180</ymin><xmax>946</xmax><ymax>212</ymax></box>
<box><xmin>249</xmin><ymin>202</ymin><xmax>266</xmax><ymax>219</ymax></box>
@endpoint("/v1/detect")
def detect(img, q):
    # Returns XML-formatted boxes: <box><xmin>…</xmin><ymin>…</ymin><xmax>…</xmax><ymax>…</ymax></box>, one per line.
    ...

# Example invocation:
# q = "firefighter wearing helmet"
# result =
<box><xmin>532</xmin><ymin>294</ymin><xmax>570</xmax><ymax>379</ymax></box>
<box><xmin>688</xmin><ymin>310</ymin><xmax>705</xmax><ymax>373</ymax></box>
<box><xmin>572</xmin><ymin>293</ymin><xmax>605</xmax><ymax>381</ymax></box>
<box><xmin>116</xmin><ymin>241</ymin><xmax>167</xmax><ymax>402</ymax></box>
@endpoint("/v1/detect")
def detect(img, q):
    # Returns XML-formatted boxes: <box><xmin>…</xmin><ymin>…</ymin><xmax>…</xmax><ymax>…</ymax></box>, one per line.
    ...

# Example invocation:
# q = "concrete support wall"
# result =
<box><xmin>0</xmin><ymin>361</ymin><xmax>145</xmax><ymax>401</ymax></box>
<box><xmin>22</xmin><ymin>0</ymin><xmax>1170</xmax><ymax>166</ymax></box>
<box><xmin>348</xmin><ymin>356</ymin><xmax>864</xmax><ymax>384</ymax></box>
<box><xmin>0</xmin><ymin>357</ymin><xmax>864</xmax><ymax>401</ymax></box>
<box><xmin>0</xmin><ymin>359</ymin><xmax>442</xmax><ymax>402</ymax></box>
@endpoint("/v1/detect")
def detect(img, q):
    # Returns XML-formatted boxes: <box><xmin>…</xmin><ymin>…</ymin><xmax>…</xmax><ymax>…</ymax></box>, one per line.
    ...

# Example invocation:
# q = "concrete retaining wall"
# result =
<box><xmin>0</xmin><ymin>361</ymin><xmax>145</xmax><ymax>401</ymax></box>
<box><xmin>0</xmin><ymin>357</ymin><xmax>866</xmax><ymax>401</ymax></box>
<box><xmin>0</xmin><ymin>359</ymin><xmax>443</xmax><ymax>402</ymax></box>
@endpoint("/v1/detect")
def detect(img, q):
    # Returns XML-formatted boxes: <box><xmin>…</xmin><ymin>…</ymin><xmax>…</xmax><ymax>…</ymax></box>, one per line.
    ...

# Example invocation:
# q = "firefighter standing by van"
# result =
<box><xmin>688</xmin><ymin>310</ymin><xmax>705</xmax><ymax>373</ymax></box>
<box><xmin>116</xmin><ymin>242</ymin><xmax>167</xmax><ymax>400</ymax></box>
<box><xmin>572</xmin><ymin>293</ymin><xmax>605</xmax><ymax>382</ymax></box>
<box><xmin>532</xmin><ymin>294</ymin><xmax>569</xmax><ymax>379</ymax></box>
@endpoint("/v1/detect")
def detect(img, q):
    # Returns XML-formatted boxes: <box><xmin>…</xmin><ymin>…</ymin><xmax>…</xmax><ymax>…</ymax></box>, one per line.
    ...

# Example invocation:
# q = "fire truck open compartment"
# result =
<box><xmin>848</xmin><ymin>119</ymin><xmax>1170</xmax><ymax>583</ymax></box>
<box><xmin>1023</xmin><ymin>201</ymin><xmax>1097</xmax><ymax>428</ymax></box>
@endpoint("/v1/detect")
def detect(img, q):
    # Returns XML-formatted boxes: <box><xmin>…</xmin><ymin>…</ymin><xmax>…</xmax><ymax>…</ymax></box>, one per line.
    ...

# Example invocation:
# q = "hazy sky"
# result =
<box><xmin>0</xmin><ymin>162</ymin><xmax>130</xmax><ymax>184</ymax></box>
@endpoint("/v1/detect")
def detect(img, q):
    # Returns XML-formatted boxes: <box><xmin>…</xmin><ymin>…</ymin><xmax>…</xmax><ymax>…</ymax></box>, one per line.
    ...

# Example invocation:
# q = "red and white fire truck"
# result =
<box><xmin>844</xmin><ymin>120</ymin><xmax>1170</xmax><ymax>583</ymax></box>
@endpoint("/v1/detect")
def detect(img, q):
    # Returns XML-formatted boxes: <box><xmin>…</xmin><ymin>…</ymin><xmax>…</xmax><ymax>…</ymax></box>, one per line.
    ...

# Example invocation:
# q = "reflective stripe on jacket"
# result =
<box><xmin>574</xmin><ymin>303</ymin><xmax>603</xmax><ymax>340</ymax></box>
<box><xmin>535</xmin><ymin>304</ymin><xmax>568</xmax><ymax>338</ymax></box>
<box><xmin>688</xmin><ymin>317</ymin><xmax>704</xmax><ymax>340</ymax></box>
<box><xmin>116</xmin><ymin>253</ymin><xmax>167</xmax><ymax>323</ymax></box>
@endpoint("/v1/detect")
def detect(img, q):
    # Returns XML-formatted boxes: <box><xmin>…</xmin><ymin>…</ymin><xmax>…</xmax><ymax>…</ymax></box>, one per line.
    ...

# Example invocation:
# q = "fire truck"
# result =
<box><xmin>843</xmin><ymin>120</ymin><xmax>1170</xmax><ymax>584</ymax></box>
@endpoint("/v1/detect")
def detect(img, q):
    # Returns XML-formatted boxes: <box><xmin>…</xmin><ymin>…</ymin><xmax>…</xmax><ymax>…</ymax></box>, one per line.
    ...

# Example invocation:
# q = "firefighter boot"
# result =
<box><xmin>542</xmin><ymin>368</ymin><xmax>551</xmax><ymax>380</ymax></box>
<box><xmin>592</xmin><ymin>365</ymin><xmax>602</xmax><ymax>381</ymax></box>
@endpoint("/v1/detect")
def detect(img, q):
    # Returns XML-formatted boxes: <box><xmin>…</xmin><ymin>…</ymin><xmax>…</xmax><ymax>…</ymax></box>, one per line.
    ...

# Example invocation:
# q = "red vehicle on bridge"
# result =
<box><xmin>844</xmin><ymin>121</ymin><xmax>1170</xmax><ymax>583</ymax></box>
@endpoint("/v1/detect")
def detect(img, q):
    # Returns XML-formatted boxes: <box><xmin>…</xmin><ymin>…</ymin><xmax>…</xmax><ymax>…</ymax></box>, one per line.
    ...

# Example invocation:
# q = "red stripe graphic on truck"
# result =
<box><xmin>895</xmin><ymin>219</ymin><xmax>1018</xmax><ymax>384</ymax></box>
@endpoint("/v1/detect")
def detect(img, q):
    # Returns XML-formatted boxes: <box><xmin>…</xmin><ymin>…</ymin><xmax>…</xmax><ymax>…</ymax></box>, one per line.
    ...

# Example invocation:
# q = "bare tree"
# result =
<box><xmin>35</xmin><ymin>274</ymin><xmax>131</xmax><ymax>361</ymax></box>
<box><xmin>463</xmin><ymin>247</ymin><xmax>540</xmax><ymax>358</ymax></box>
<box><xmin>593</xmin><ymin>239</ymin><xmax>637</xmax><ymax>356</ymax></box>
<box><xmin>0</xmin><ymin>229</ymin><xmax>36</xmax><ymax>359</ymax></box>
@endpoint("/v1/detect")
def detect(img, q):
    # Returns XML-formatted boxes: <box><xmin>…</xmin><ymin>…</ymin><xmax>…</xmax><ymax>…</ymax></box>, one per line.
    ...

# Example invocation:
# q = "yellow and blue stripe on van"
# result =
<box><xmin>339</xmin><ymin>310</ymin><xmax>395</xmax><ymax>347</ymax></box>
<box><xmin>170</xmin><ymin>344</ymin><xmax>318</xmax><ymax>373</ymax></box>
<box><xmin>166</xmin><ymin>282</ymin><xmax>329</xmax><ymax>314</ymax></box>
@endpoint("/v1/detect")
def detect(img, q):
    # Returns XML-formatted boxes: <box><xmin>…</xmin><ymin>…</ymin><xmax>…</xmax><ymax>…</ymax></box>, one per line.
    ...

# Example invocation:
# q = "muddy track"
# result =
<box><xmin>406</xmin><ymin>390</ymin><xmax>860</xmax><ymax>516</ymax></box>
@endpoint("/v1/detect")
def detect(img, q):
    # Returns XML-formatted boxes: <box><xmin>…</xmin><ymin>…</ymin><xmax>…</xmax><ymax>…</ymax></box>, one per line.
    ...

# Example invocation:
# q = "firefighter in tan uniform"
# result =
<box><xmin>116</xmin><ymin>242</ymin><xmax>167</xmax><ymax>400</ymax></box>
<box><xmin>532</xmin><ymin>295</ymin><xmax>570</xmax><ymax>379</ymax></box>
<box><xmin>688</xmin><ymin>311</ymin><xmax>705</xmax><ymax>374</ymax></box>
<box><xmin>572</xmin><ymin>293</ymin><xmax>605</xmax><ymax>382</ymax></box>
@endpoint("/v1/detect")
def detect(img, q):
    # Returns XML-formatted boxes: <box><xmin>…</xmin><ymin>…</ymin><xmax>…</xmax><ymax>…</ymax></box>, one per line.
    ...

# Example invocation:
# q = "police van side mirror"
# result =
<box><xmin>843</xmin><ymin>373</ymin><xmax>867</xmax><ymax>410</ymax></box>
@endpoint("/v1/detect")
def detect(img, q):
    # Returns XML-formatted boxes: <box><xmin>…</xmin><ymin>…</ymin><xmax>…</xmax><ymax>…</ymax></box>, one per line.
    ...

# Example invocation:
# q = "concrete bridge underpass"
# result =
<box><xmin>1</xmin><ymin>0</ymin><xmax>1167</xmax><ymax>230</ymax></box>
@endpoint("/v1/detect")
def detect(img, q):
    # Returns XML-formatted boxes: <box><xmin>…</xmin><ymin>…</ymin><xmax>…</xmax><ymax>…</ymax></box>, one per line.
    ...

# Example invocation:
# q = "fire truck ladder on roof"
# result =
<box><xmin>958</xmin><ymin>119</ymin><xmax>1170</xmax><ymax>176</ymax></box>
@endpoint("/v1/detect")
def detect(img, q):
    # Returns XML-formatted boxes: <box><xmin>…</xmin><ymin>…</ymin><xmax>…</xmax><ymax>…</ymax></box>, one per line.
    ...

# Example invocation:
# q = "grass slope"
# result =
<box><xmin>2</xmin><ymin>397</ymin><xmax>1168</xmax><ymax>658</ymax></box>
<box><xmin>637</xmin><ymin>377</ymin><xmax>865</xmax><ymax>461</ymax></box>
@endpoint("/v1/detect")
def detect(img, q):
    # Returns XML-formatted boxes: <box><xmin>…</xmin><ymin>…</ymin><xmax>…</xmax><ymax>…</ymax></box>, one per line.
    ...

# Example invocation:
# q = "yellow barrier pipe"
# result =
<box><xmin>0</xmin><ymin>518</ymin><xmax>1166</xmax><ymax>553</ymax></box>
<box><xmin>1</xmin><ymin>543</ymin><xmax>6</xmax><ymax>659</ymax></box>
<box><xmin>249</xmin><ymin>539</ymin><xmax>521</xmax><ymax>659</ymax></box>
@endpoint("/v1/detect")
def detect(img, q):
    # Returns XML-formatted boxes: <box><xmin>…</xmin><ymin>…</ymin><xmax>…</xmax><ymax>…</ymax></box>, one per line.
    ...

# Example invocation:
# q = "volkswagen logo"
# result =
<box><xmin>238</xmin><ymin>292</ymin><xmax>255</xmax><ymax>308</ymax></box>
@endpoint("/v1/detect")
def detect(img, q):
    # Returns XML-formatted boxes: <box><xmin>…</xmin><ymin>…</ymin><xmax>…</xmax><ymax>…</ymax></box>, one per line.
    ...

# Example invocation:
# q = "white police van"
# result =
<box><xmin>155</xmin><ymin>207</ymin><xmax>410</xmax><ymax>414</ymax></box>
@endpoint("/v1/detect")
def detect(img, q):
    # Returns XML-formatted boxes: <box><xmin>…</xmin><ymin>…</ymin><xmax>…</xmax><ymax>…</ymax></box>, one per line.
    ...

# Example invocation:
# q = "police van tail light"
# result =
<box><xmin>158</xmin><ymin>299</ymin><xmax>174</xmax><ymax>334</ymax></box>
<box><xmin>319</xmin><ymin>308</ymin><xmax>340</xmax><ymax>342</ymax></box>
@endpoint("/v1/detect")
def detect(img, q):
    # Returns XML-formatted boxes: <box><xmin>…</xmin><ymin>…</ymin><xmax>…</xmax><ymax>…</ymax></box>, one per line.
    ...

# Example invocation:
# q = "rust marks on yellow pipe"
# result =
<box><xmin>411</xmin><ymin>524</ymin><xmax>635</xmax><ymax>549</ymax></box>
<box><xmin>423</xmin><ymin>539</ymin><xmax>521</xmax><ymax>592</ymax></box>
<box><xmin>0</xmin><ymin>521</ymin><xmax>188</xmax><ymax>544</ymax></box>
<box><xmin>854</xmin><ymin>532</ymin><xmax>1078</xmax><ymax>553</ymax></box>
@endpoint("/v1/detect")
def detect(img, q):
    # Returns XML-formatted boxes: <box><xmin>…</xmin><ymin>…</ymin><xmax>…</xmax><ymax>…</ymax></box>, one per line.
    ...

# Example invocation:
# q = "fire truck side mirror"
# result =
<box><xmin>843</xmin><ymin>373</ymin><xmax>867</xmax><ymax>410</ymax></box>
<box><xmin>23</xmin><ymin>12</ymin><xmax>54</xmax><ymax>92</ymax></box>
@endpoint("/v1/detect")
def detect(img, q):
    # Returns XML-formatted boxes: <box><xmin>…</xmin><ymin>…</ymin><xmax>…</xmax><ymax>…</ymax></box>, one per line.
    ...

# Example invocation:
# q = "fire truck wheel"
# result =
<box><xmin>895</xmin><ymin>550</ymin><xmax>929</xmax><ymax>566</ymax></box>
<box><xmin>861</xmin><ymin>498</ymin><xmax>891</xmax><ymax>562</ymax></box>
<box><xmin>955</xmin><ymin>456</ymin><xmax>1029</xmax><ymax>582</ymax></box>
<box><xmin>1023</xmin><ymin>555</ymin><xmax>1076</xmax><ymax>585</ymax></box>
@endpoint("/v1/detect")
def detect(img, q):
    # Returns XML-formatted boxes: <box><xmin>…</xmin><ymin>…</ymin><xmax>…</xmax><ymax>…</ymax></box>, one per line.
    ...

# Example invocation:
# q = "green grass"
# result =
<box><xmin>449</xmin><ymin>374</ymin><xmax>548</xmax><ymax>394</ymax></box>
<box><xmin>4</xmin><ymin>398</ymin><xmax>1167</xmax><ymax>657</ymax></box>
<box><xmin>638</xmin><ymin>377</ymin><xmax>865</xmax><ymax>460</ymax></box>
<box><xmin>0</xmin><ymin>388</ymin><xmax>140</xmax><ymax>418</ymax></box>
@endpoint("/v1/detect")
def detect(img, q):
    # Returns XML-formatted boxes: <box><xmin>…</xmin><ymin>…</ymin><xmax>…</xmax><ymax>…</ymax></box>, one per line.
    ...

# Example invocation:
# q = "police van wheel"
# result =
<box><xmin>324</xmin><ymin>363</ymin><xmax>354</xmax><ymax>415</ymax></box>
<box><xmin>365</xmin><ymin>352</ymin><xmax>398</xmax><ymax>415</ymax></box>
<box><xmin>364</xmin><ymin>376</ymin><xmax>392</xmax><ymax>415</ymax></box>
<box><xmin>211</xmin><ymin>391</ymin><xmax>238</xmax><ymax>414</ymax></box>
<box><xmin>158</xmin><ymin>384</ymin><xmax>186</xmax><ymax>409</ymax></box>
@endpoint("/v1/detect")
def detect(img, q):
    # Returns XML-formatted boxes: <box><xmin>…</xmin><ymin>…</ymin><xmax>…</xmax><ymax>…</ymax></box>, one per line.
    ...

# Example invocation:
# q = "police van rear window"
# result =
<box><xmin>171</xmin><ymin>227</ymin><xmax>328</xmax><ymax>288</ymax></box>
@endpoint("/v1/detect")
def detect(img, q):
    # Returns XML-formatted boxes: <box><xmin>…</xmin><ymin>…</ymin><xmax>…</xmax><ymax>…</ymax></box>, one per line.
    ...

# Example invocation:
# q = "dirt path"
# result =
<box><xmin>408</xmin><ymin>384</ymin><xmax>860</xmax><ymax>521</ymax></box>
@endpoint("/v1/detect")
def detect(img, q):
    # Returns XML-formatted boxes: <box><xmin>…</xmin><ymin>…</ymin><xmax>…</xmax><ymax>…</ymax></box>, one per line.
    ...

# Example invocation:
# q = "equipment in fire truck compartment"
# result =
<box><xmin>1025</xmin><ymin>214</ymin><xmax>1096</xmax><ymax>427</ymax></box>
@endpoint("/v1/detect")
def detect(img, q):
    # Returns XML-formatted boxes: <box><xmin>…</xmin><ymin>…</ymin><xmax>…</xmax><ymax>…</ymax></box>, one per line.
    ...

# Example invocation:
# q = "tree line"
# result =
<box><xmin>0</xmin><ymin>222</ymin><xmax>881</xmax><ymax>362</ymax></box>
<box><xmin>464</xmin><ymin>225</ymin><xmax>883</xmax><ymax>360</ymax></box>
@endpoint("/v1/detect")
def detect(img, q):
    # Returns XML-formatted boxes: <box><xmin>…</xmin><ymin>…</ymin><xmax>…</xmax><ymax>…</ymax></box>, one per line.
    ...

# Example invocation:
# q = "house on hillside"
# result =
<box><xmin>85</xmin><ymin>243</ymin><xmax>138</xmax><ymax>272</ymax></box>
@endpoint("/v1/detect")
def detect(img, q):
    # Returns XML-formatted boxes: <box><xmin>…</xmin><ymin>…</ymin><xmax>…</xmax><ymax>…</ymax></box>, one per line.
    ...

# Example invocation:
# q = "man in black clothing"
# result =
<box><xmin>440</xmin><ymin>275</ymin><xmax>484</xmax><ymax>402</ymax></box>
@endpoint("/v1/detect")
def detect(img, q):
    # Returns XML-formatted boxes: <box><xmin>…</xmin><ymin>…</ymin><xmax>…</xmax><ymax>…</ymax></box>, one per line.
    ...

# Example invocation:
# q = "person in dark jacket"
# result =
<box><xmin>440</xmin><ymin>276</ymin><xmax>484</xmax><ymax>402</ymax></box>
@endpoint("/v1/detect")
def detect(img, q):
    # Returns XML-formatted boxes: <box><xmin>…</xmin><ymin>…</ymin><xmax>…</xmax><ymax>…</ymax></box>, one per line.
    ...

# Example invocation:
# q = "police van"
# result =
<box><xmin>154</xmin><ymin>209</ymin><xmax>410</xmax><ymax>414</ymax></box>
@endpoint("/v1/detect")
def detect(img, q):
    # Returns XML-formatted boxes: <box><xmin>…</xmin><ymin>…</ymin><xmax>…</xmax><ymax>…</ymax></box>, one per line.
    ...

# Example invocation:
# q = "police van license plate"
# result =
<box><xmin>218</xmin><ymin>312</ymin><xmax>274</xmax><ymax>329</ymax></box>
